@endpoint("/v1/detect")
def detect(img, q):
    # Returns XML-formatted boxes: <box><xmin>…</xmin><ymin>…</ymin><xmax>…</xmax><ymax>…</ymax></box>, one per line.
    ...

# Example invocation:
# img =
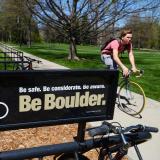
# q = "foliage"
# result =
<box><xmin>0</xmin><ymin>0</ymin><xmax>40</xmax><ymax>45</ymax></box>
<box><xmin>0</xmin><ymin>1</ymin><xmax>160</xmax><ymax>57</ymax></box>
<box><xmin>13</xmin><ymin>42</ymin><xmax>160</xmax><ymax>101</ymax></box>
<box><xmin>125</xmin><ymin>14</ymin><xmax>160</xmax><ymax>49</ymax></box>
<box><xmin>26</xmin><ymin>0</ymin><xmax>160</xmax><ymax>59</ymax></box>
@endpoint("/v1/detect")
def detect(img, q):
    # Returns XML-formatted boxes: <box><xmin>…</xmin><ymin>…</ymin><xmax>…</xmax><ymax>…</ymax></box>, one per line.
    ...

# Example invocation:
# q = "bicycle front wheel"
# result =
<box><xmin>118</xmin><ymin>81</ymin><xmax>146</xmax><ymax>116</ymax></box>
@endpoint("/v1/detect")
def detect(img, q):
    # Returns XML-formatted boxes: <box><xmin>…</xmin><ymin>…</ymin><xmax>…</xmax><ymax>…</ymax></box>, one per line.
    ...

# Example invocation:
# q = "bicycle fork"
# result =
<box><xmin>112</xmin><ymin>133</ymin><xmax>129</xmax><ymax>160</ymax></box>
<box><xmin>113</xmin><ymin>132</ymin><xmax>143</xmax><ymax>160</ymax></box>
<box><xmin>134</xmin><ymin>144</ymin><xmax>143</xmax><ymax>160</ymax></box>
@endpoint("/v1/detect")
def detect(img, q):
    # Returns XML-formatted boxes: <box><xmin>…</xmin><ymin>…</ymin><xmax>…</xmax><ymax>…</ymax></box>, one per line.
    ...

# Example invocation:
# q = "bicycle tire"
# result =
<box><xmin>56</xmin><ymin>153</ymin><xmax>89</xmax><ymax>160</ymax></box>
<box><xmin>118</xmin><ymin>81</ymin><xmax>146</xmax><ymax>116</ymax></box>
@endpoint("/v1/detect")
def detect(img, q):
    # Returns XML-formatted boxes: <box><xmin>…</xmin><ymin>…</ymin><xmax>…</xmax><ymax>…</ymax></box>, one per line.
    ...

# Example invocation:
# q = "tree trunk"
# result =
<box><xmin>68</xmin><ymin>36</ymin><xmax>79</xmax><ymax>60</ymax></box>
<box><xmin>27</xmin><ymin>24</ymin><xmax>32</xmax><ymax>48</ymax></box>
<box><xmin>138</xmin><ymin>37</ymin><xmax>141</xmax><ymax>50</ymax></box>
<box><xmin>27</xmin><ymin>15</ymin><xmax>32</xmax><ymax>48</ymax></box>
<box><xmin>9</xmin><ymin>31</ymin><xmax>12</xmax><ymax>42</ymax></box>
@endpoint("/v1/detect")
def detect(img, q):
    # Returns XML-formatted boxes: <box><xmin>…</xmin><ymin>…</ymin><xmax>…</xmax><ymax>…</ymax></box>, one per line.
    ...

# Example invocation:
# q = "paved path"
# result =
<box><xmin>1</xmin><ymin>46</ymin><xmax>159</xmax><ymax>160</ymax></box>
<box><xmin>23</xmin><ymin>50</ymin><xmax>160</xmax><ymax>160</ymax></box>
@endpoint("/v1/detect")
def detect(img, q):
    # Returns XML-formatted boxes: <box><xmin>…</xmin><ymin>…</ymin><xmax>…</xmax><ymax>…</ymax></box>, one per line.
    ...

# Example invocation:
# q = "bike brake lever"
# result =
<box><xmin>123</xmin><ymin>125</ymin><xmax>140</xmax><ymax>133</ymax></box>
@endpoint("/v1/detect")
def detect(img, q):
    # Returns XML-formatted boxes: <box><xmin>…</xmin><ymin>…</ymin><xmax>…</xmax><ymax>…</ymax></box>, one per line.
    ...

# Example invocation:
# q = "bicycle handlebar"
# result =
<box><xmin>133</xmin><ymin>69</ymin><xmax>144</xmax><ymax>77</ymax></box>
<box><xmin>87</xmin><ymin>124</ymin><xmax>110</xmax><ymax>137</ymax></box>
<box><xmin>125</xmin><ymin>124</ymin><xmax>159</xmax><ymax>133</ymax></box>
<box><xmin>88</xmin><ymin>121</ymin><xmax>158</xmax><ymax>137</ymax></box>
<box><xmin>120</xmin><ymin>69</ymin><xmax>144</xmax><ymax>78</ymax></box>
<box><xmin>88</xmin><ymin>121</ymin><xmax>121</xmax><ymax>137</ymax></box>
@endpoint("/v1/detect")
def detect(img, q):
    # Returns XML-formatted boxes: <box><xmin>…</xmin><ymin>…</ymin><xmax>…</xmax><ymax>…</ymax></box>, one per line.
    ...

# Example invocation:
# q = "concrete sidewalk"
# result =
<box><xmin>23</xmin><ymin>51</ymin><xmax>160</xmax><ymax>160</ymax></box>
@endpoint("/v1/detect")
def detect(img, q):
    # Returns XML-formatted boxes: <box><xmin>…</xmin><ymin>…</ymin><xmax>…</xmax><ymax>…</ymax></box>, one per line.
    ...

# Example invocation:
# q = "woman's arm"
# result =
<box><xmin>112</xmin><ymin>49</ymin><xmax>129</xmax><ymax>76</ymax></box>
<box><xmin>128</xmin><ymin>45</ymin><xmax>138</xmax><ymax>72</ymax></box>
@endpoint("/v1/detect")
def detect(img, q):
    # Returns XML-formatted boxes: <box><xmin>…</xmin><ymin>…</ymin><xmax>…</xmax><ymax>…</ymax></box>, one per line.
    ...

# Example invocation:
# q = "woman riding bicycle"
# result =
<box><xmin>101</xmin><ymin>28</ymin><xmax>138</xmax><ymax>77</ymax></box>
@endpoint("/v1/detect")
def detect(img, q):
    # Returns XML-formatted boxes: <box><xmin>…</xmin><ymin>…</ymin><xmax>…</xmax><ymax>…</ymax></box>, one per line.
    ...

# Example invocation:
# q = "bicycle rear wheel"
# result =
<box><xmin>118</xmin><ymin>81</ymin><xmax>146</xmax><ymax>116</ymax></box>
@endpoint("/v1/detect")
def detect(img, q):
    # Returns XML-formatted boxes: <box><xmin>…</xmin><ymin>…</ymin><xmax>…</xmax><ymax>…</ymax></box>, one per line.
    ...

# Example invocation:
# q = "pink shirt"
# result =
<box><xmin>102</xmin><ymin>40</ymin><xmax>132</xmax><ymax>55</ymax></box>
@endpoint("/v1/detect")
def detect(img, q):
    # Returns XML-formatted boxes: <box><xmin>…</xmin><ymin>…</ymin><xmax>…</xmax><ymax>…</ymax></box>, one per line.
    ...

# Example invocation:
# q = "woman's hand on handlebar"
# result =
<box><xmin>122</xmin><ymin>66</ymin><xmax>129</xmax><ymax>77</ymax></box>
<box><xmin>131</xmin><ymin>68</ymin><xmax>144</xmax><ymax>77</ymax></box>
<box><xmin>131</xmin><ymin>66</ymin><xmax>138</xmax><ymax>73</ymax></box>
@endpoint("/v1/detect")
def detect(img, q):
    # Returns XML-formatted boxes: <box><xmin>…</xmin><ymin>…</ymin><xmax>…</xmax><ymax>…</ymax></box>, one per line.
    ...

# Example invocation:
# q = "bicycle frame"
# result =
<box><xmin>119</xmin><ymin>77</ymin><xmax>132</xmax><ymax>99</ymax></box>
<box><xmin>14</xmin><ymin>59</ymin><xmax>40</xmax><ymax>70</ymax></box>
<box><xmin>118</xmin><ymin>73</ymin><xmax>130</xmax><ymax>87</ymax></box>
<box><xmin>117</xmin><ymin>76</ymin><xmax>131</xmax><ymax>105</ymax></box>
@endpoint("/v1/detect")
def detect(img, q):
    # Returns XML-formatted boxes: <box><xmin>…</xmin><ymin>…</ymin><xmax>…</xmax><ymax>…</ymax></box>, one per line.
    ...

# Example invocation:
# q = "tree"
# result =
<box><xmin>125</xmin><ymin>10</ymin><xmax>160</xmax><ymax>49</ymax></box>
<box><xmin>26</xmin><ymin>0</ymin><xmax>160</xmax><ymax>59</ymax></box>
<box><xmin>0</xmin><ymin>0</ymin><xmax>40</xmax><ymax>46</ymax></box>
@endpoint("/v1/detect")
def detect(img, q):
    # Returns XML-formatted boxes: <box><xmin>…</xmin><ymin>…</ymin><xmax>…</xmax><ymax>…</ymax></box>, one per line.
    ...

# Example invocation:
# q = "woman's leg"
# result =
<box><xmin>101</xmin><ymin>54</ymin><xmax>118</xmax><ymax>69</ymax></box>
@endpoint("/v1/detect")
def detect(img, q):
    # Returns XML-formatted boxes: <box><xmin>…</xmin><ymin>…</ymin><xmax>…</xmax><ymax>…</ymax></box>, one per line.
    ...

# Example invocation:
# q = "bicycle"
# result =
<box><xmin>0</xmin><ymin>121</ymin><xmax>158</xmax><ymax>160</ymax></box>
<box><xmin>55</xmin><ymin>121</ymin><xmax>158</xmax><ymax>160</ymax></box>
<box><xmin>117</xmin><ymin>70</ymin><xmax>146</xmax><ymax>116</ymax></box>
<box><xmin>13</xmin><ymin>56</ymin><xmax>42</xmax><ymax>70</ymax></box>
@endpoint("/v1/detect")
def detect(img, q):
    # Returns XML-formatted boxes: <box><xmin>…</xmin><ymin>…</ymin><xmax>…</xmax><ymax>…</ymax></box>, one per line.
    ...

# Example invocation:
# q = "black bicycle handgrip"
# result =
<box><xmin>143</xmin><ymin>126</ymin><xmax>159</xmax><ymax>132</ymax></box>
<box><xmin>88</xmin><ymin>125</ymin><xmax>109</xmax><ymax>137</ymax></box>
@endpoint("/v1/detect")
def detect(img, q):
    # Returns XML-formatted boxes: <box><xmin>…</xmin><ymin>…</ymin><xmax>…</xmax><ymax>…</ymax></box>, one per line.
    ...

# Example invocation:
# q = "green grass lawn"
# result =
<box><xmin>13</xmin><ymin>43</ymin><xmax>105</xmax><ymax>69</ymax></box>
<box><xmin>11</xmin><ymin>43</ymin><xmax>160</xmax><ymax>101</ymax></box>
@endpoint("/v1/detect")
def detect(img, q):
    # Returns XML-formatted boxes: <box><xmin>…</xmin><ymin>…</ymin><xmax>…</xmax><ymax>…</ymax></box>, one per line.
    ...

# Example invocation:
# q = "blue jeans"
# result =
<box><xmin>101</xmin><ymin>54</ymin><xmax>118</xmax><ymax>70</ymax></box>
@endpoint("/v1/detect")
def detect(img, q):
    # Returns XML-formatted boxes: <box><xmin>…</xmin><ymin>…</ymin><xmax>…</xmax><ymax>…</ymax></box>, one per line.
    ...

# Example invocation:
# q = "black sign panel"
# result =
<box><xmin>0</xmin><ymin>70</ymin><xmax>118</xmax><ymax>131</ymax></box>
